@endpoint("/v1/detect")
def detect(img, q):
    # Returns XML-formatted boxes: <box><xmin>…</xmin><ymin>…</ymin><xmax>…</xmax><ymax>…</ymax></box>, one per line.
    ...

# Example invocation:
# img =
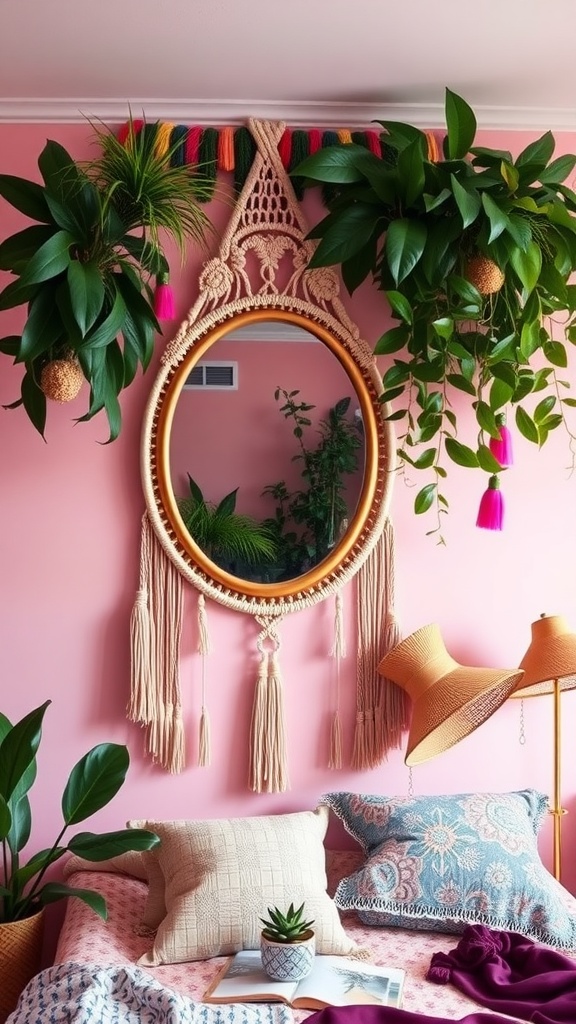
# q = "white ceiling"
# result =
<box><xmin>2</xmin><ymin>0</ymin><xmax>576</xmax><ymax>130</ymax></box>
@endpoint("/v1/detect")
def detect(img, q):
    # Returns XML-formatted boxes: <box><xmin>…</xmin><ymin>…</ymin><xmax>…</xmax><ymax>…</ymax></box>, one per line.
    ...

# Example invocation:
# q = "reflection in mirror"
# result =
<box><xmin>169</xmin><ymin>320</ymin><xmax>365</xmax><ymax>584</ymax></box>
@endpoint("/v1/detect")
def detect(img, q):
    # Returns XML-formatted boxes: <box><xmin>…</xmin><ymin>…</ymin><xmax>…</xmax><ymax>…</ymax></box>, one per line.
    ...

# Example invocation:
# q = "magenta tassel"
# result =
<box><xmin>476</xmin><ymin>475</ymin><xmax>504</xmax><ymax>531</ymax></box>
<box><xmin>489</xmin><ymin>414</ymin><xmax>513</xmax><ymax>467</ymax></box>
<box><xmin>154</xmin><ymin>273</ymin><xmax>175</xmax><ymax>320</ymax></box>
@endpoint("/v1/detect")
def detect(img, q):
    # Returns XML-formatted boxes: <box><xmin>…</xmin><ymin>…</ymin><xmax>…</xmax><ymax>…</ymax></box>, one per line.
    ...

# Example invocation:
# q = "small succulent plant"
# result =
<box><xmin>260</xmin><ymin>902</ymin><xmax>315</xmax><ymax>943</ymax></box>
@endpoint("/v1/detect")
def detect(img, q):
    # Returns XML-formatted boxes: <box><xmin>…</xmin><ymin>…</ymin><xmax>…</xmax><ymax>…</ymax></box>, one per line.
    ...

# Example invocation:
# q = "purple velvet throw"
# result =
<box><xmin>306</xmin><ymin>924</ymin><xmax>576</xmax><ymax>1024</ymax></box>
<box><xmin>426</xmin><ymin>923</ymin><xmax>576</xmax><ymax>1023</ymax></box>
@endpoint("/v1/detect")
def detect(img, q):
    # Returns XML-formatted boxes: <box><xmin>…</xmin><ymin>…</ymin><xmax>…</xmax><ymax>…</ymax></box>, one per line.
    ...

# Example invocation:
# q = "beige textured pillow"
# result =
<box><xmin>129</xmin><ymin>807</ymin><xmax>358</xmax><ymax>965</ymax></box>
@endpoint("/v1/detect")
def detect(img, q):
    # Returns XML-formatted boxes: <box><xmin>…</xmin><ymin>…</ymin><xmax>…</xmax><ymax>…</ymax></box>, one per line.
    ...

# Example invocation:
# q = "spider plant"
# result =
<box><xmin>0</xmin><ymin>116</ymin><xmax>215</xmax><ymax>441</ymax></box>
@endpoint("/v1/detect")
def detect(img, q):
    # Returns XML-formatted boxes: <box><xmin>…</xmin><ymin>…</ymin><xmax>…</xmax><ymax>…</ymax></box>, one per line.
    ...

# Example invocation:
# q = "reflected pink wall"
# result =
<box><xmin>170</xmin><ymin>338</ymin><xmax>361</xmax><ymax>518</ymax></box>
<box><xmin>1</xmin><ymin>121</ymin><xmax>576</xmax><ymax>932</ymax></box>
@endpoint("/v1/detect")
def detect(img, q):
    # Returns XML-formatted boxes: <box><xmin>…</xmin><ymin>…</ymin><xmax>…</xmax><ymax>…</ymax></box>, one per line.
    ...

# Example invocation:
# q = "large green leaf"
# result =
<box><xmin>80</xmin><ymin>287</ymin><xmax>127</xmax><ymax>350</ymax></box>
<box><xmin>0</xmin><ymin>277</ymin><xmax>40</xmax><ymax>312</ymax></box>
<box><xmin>291</xmin><ymin>144</ymin><xmax>368</xmax><ymax>183</ymax></box>
<box><xmin>0</xmin><ymin>174</ymin><xmax>53</xmax><ymax>222</ymax></box>
<box><xmin>308</xmin><ymin>204</ymin><xmax>379</xmax><ymax>268</ymax></box>
<box><xmin>451</xmin><ymin>174</ymin><xmax>481</xmax><ymax>228</ymax></box>
<box><xmin>515</xmin><ymin>131</ymin><xmax>555</xmax><ymax>168</ymax></box>
<box><xmin>21</xmin><ymin>370</ymin><xmax>47</xmax><ymax>438</ymax></box>
<box><xmin>444</xmin><ymin>437</ymin><xmax>479</xmax><ymax>467</ymax></box>
<box><xmin>385</xmin><ymin>218</ymin><xmax>427</xmax><ymax>284</ymax></box>
<box><xmin>19</xmin><ymin>284</ymin><xmax>64</xmax><ymax>362</ymax></box>
<box><xmin>67</xmin><ymin>261</ymin><xmax>105</xmax><ymax>336</ymax></box>
<box><xmin>539</xmin><ymin>154</ymin><xmax>576</xmax><ymax>185</ymax></box>
<box><xmin>481</xmin><ymin>193</ymin><xmax>510</xmax><ymax>243</ymax></box>
<box><xmin>18</xmin><ymin>230</ymin><xmax>74</xmax><ymax>287</ymax></box>
<box><xmin>397</xmin><ymin>139</ymin><xmax>425</xmax><ymax>207</ymax></box>
<box><xmin>509</xmin><ymin>240</ymin><xmax>542</xmax><ymax>294</ymax></box>
<box><xmin>0</xmin><ymin>702</ymin><xmax>50</xmax><ymax>805</ymax></box>
<box><xmin>0</xmin><ymin>225</ymin><xmax>56</xmax><ymax>272</ymax></box>
<box><xmin>61</xmin><ymin>743</ymin><xmax>130</xmax><ymax>825</ymax></box>
<box><xmin>515</xmin><ymin>405</ymin><xmax>539</xmax><ymax>443</ymax></box>
<box><xmin>32</xmin><ymin>882</ymin><xmax>107</xmax><ymax>919</ymax></box>
<box><xmin>444</xmin><ymin>89</ymin><xmax>477</xmax><ymax>159</ymax></box>
<box><xmin>414</xmin><ymin>483</ymin><xmax>436</xmax><ymax>514</ymax></box>
<box><xmin>68</xmin><ymin>828</ymin><xmax>160</xmax><ymax>859</ymax></box>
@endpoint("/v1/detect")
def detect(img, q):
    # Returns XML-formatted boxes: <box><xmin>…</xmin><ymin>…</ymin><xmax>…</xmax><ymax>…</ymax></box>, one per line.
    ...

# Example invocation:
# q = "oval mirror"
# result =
<box><xmin>142</xmin><ymin>307</ymin><xmax>394</xmax><ymax>615</ymax></box>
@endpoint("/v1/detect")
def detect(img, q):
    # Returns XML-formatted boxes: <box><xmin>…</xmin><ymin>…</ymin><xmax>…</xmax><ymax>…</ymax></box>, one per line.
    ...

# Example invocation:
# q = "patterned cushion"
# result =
<box><xmin>321</xmin><ymin>790</ymin><xmax>576</xmax><ymax>952</ymax></box>
<box><xmin>129</xmin><ymin>807</ymin><xmax>359</xmax><ymax>965</ymax></box>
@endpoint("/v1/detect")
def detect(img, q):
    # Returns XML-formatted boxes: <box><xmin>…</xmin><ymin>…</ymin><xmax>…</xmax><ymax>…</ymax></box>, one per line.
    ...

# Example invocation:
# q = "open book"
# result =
<box><xmin>203</xmin><ymin>951</ymin><xmax>405</xmax><ymax>1010</ymax></box>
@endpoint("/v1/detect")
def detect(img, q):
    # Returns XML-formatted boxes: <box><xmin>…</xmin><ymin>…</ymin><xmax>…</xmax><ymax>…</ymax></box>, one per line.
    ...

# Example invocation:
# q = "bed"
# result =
<box><xmin>13</xmin><ymin>792</ymin><xmax>576</xmax><ymax>1024</ymax></box>
<box><xmin>52</xmin><ymin>851</ymin><xmax>500</xmax><ymax>1021</ymax></box>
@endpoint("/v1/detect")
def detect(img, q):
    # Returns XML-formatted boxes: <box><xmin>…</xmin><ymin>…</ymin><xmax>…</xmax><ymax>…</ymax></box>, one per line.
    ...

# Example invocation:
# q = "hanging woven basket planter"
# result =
<box><xmin>40</xmin><ymin>357</ymin><xmax>84</xmax><ymax>403</ymax></box>
<box><xmin>464</xmin><ymin>254</ymin><xmax>505</xmax><ymax>295</ymax></box>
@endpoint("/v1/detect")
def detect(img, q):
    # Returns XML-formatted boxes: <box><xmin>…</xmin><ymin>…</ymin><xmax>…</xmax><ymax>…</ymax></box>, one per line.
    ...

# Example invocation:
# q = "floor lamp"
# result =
<box><xmin>511</xmin><ymin>613</ymin><xmax>576</xmax><ymax>882</ymax></box>
<box><xmin>378</xmin><ymin>623</ymin><xmax>524</xmax><ymax>766</ymax></box>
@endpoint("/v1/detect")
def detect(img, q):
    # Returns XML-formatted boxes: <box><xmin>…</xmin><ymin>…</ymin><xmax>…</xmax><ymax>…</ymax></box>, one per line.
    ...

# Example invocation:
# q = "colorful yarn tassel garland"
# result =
<box><xmin>476</xmin><ymin>474</ymin><xmax>505</xmax><ymax>531</ymax></box>
<box><xmin>117</xmin><ymin>118</ymin><xmax>442</xmax><ymax>204</ymax></box>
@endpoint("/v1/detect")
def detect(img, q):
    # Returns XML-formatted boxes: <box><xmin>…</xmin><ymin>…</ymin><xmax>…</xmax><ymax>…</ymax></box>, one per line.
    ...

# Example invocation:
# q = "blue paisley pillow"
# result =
<box><xmin>322</xmin><ymin>790</ymin><xmax>576</xmax><ymax>952</ymax></box>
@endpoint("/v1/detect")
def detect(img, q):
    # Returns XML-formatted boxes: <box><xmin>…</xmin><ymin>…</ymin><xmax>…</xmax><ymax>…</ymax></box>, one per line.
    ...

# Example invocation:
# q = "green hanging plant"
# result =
<box><xmin>0</xmin><ymin>117</ymin><xmax>215</xmax><ymax>442</ymax></box>
<box><xmin>292</xmin><ymin>89</ymin><xmax>576</xmax><ymax>535</ymax></box>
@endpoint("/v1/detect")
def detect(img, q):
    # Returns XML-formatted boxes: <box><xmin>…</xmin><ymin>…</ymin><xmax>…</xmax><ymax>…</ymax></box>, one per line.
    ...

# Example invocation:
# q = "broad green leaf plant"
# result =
<box><xmin>0</xmin><ymin>118</ymin><xmax>215</xmax><ymax>441</ymax></box>
<box><xmin>0</xmin><ymin>700</ymin><xmax>159</xmax><ymax>923</ymax></box>
<box><xmin>293</xmin><ymin>89</ymin><xmax>576</xmax><ymax>534</ymax></box>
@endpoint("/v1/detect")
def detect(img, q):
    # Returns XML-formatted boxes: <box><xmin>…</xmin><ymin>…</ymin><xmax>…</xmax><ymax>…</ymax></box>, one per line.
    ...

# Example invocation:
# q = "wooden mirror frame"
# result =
<box><xmin>140</xmin><ymin>118</ymin><xmax>395</xmax><ymax>617</ymax></box>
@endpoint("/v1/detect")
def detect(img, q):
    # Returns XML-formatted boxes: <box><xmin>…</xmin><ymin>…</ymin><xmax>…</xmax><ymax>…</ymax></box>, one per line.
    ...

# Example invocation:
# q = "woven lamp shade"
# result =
<box><xmin>378</xmin><ymin>624</ymin><xmax>524</xmax><ymax>766</ymax></box>
<box><xmin>512</xmin><ymin>614</ymin><xmax>576</xmax><ymax>698</ymax></box>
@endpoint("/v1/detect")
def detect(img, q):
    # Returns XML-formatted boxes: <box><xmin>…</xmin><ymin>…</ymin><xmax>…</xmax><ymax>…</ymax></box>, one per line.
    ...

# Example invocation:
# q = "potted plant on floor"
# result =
<box><xmin>260</xmin><ymin>902</ymin><xmax>315</xmax><ymax>981</ymax></box>
<box><xmin>292</xmin><ymin>89</ymin><xmax>576</xmax><ymax>534</ymax></box>
<box><xmin>0</xmin><ymin>117</ymin><xmax>215</xmax><ymax>441</ymax></box>
<box><xmin>0</xmin><ymin>699</ymin><xmax>159</xmax><ymax>1021</ymax></box>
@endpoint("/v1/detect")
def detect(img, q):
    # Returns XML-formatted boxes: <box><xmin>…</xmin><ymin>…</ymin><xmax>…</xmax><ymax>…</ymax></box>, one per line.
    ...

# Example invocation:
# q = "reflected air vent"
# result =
<box><xmin>184</xmin><ymin>361</ymin><xmax>238</xmax><ymax>390</ymax></box>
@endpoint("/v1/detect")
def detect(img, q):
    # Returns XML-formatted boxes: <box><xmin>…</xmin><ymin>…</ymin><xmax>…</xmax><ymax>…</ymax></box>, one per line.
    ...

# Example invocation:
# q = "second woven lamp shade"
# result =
<box><xmin>378</xmin><ymin>624</ymin><xmax>524</xmax><ymax>766</ymax></box>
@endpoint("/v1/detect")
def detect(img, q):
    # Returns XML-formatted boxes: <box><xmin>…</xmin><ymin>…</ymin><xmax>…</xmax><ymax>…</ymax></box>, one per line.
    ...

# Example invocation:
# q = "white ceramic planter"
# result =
<box><xmin>260</xmin><ymin>930</ymin><xmax>315</xmax><ymax>982</ymax></box>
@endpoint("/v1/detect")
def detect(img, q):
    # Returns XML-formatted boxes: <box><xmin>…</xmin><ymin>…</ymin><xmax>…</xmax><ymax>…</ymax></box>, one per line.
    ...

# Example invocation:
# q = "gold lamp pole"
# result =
<box><xmin>511</xmin><ymin>614</ymin><xmax>576</xmax><ymax>882</ymax></box>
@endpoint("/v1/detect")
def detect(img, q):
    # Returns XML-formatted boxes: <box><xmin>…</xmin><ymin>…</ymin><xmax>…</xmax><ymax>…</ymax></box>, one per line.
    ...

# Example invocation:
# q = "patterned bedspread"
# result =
<box><xmin>51</xmin><ymin>853</ymin><xmax>513</xmax><ymax>1020</ymax></box>
<box><xmin>7</xmin><ymin>962</ymin><xmax>292</xmax><ymax>1024</ymax></box>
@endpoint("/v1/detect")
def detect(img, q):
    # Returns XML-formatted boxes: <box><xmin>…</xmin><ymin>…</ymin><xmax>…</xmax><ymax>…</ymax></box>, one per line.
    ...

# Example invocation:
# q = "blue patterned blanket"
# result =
<box><xmin>7</xmin><ymin>962</ymin><xmax>294</xmax><ymax>1024</ymax></box>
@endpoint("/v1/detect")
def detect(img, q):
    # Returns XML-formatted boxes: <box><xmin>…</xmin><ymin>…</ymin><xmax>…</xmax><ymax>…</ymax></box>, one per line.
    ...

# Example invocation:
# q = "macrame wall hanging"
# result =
<box><xmin>129</xmin><ymin>117</ymin><xmax>408</xmax><ymax>788</ymax></box>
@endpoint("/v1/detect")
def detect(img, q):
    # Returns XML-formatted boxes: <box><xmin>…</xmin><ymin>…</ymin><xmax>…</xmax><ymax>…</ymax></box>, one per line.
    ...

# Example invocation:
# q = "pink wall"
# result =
<box><xmin>2</xmin><ymin>121</ymin><xmax>576</xmax><ymax>940</ymax></box>
<box><xmin>170</xmin><ymin>337</ymin><xmax>360</xmax><ymax>519</ymax></box>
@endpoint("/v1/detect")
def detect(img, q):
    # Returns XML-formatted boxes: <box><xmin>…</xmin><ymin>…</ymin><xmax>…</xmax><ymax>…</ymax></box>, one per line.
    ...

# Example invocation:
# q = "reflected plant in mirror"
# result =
<box><xmin>260</xmin><ymin>390</ymin><xmax>363</xmax><ymax>582</ymax></box>
<box><xmin>177</xmin><ymin>476</ymin><xmax>277</xmax><ymax>577</ymax></box>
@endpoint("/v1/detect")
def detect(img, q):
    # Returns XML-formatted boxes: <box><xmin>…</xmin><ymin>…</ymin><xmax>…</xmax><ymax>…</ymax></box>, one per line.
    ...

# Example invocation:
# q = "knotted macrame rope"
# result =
<box><xmin>249</xmin><ymin>616</ymin><xmax>289</xmax><ymax>793</ymax></box>
<box><xmin>129</xmin><ymin>512</ymin><xmax>185</xmax><ymax>773</ymax></box>
<box><xmin>353</xmin><ymin>517</ymin><xmax>408</xmax><ymax>768</ymax></box>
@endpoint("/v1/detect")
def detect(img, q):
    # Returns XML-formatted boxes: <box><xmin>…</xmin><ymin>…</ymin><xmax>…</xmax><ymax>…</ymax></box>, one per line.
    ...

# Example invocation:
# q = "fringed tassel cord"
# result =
<box><xmin>128</xmin><ymin>513</ymin><xmax>154</xmax><ymax>725</ymax></box>
<box><xmin>197</xmin><ymin>594</ymin><xmax>211</xmax><ymax>767</ymax></box>
<box><xmin>249</xmin><ymin>617</ymin><xmax>289</xmax><ymax>793</ymax></box>
<box><xmin>328</xmin><ymin>591</ymin><xmax>346</xmax><ymax>769</ymax></box>
<box><xmin>353</xmin><ymin>518</ymin><xmax>408</xmax><ymax>768</ymax></box>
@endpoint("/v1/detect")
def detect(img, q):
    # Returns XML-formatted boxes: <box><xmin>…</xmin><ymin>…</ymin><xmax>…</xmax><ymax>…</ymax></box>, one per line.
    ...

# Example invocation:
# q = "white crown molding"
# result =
<box><xmin>2</xmin><ymin>96</ymin><xmax>576</xmax><ymax>132</ymax></box>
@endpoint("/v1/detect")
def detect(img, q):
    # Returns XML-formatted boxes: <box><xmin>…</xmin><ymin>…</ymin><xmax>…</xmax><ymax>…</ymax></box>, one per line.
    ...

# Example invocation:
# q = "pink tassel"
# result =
<box><xmin>476</xmin><ymin>475</ymin><xmax>504</xmax><ymax>531</ymax></box>
<box><xmin>489</xmin><ymin>414</ymin><xmax>514</xmax><ymax>467</ymax></box>
<box><xmin>154</xmin><ymin>273</ymin><xmax>175</xmax><ymax>321</ymax></box>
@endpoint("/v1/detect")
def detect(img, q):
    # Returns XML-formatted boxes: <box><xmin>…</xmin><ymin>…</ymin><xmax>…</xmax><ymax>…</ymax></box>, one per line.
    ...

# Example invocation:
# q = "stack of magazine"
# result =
<box><xmin>204</xmin><ymin>951</ymin><xmax>405</xmax><ymax>1010</ymax></box>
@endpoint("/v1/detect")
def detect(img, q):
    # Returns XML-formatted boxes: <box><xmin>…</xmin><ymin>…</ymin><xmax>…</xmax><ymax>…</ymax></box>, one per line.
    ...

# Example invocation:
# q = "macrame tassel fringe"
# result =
<box><xmin>128</xmin><ymin>512</ymin><xmax>185</xmax><ymax>773</ymax></box>
<box><xmin>265</xmin><ymin>651</ymin><xmax>289</xmax><ymax>792</ymax></box>
<box><xmin>353</xmin><ymin>518</ymin><xmax>408</xmax><ymax>769</ymax></box>
<box><xmin>249</xmin><ymin>619</ymin><xmax>289</xmax><ymax>794</ymax></box>
<box><xmin>328</xmin><ymin>591</ymin><xmax>345</xmax><ymax>769</ymax></box>
<box><xmin>198</xmin><ymin>706</ymin><xmax>211</xmax><ymax>767</ymax></box>
<box><xmin>197</xmin><ymin>593</ymin><xmax>212</xmax><ymax>766</ymax></box>
<box><xmin>328</xmin><ymin>712</ymin><xmax>343</xmax><ymax>770</ymax></box>
<box><xmin>249</xmin><ymin>650</ymin><xmax>269</xmax><ymax>793</ymax></box>
<box><xmin>128</xmin><ymin>513</ymin><xmax>154</xmax><ymax>725</ymax></box>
